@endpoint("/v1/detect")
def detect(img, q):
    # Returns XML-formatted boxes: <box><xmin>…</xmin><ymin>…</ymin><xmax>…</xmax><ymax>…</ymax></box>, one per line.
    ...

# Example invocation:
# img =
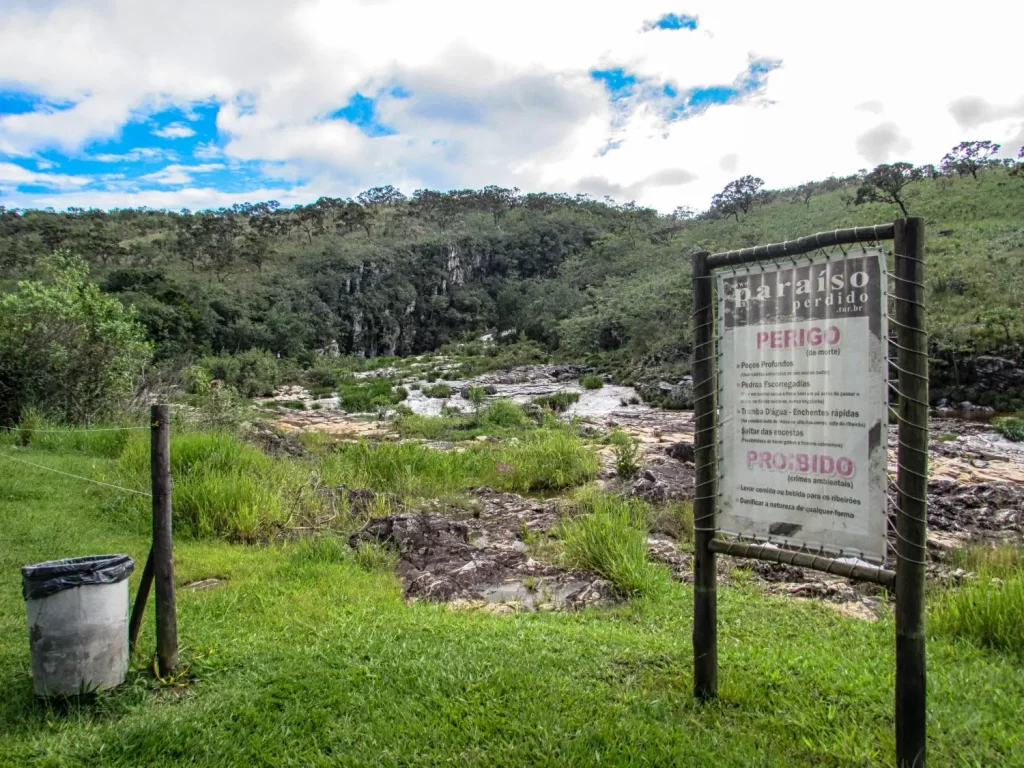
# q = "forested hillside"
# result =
<box><xmin>2</xmin><ymin>154</ymin><xmax>1023</xmax><ymax>405</ymax></box>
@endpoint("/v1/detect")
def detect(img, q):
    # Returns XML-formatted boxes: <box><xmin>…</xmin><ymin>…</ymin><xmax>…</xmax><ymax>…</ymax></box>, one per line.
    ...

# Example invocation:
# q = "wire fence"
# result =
<box><xmin>0</xmin><ymin>422</ymin><xmax>153</xmax><ymax>497</ymax></box>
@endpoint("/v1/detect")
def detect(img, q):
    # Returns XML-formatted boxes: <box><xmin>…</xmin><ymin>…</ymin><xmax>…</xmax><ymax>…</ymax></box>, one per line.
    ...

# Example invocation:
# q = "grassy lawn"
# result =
<box><xmin>2</xmin><ymin>451</ymin><xmax>1023</xmax><ymax>766</ymax></box>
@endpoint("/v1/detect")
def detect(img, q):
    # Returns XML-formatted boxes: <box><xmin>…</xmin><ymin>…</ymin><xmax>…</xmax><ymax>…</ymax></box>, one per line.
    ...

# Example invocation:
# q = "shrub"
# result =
<box><xmin>580</xmin><ymin>375</ymin><xmax>605</xmax><ymax>390</ymax></box>
<box><xmin>533</xmin><ymin>391</ymin><xmax>580</xmax><ymax>412</ymax></box>
<box><xmin>423</xmin><ymin>384</ymin><xmax>453</xmax><ymax>399</ymax></box>
<box><xmin>608</xmin><ymin>428</ymin><xmax>640</xmax><ymax>479</ymax></box>
<box><xmin>561</xmin><ymin>491</ymin><xmax>667</xmax><ymax>598</ymax></box>
<box><xmin>201</xmin><ymin>349</ymin><xmax>281</xmax><ymax>398</ymax></box>
<box><xmin>0</xmin><ymin>253</ymin><xmax>152</xmax><ymax>425</ymax></box>
<box><xmin>993</xmin><ymin>414</ymin><xmax>1024</xmax><ymax>442</ymax></box>
<box><xmin>281</xmin><ymin>400</ymin><xmax>307</xmax><ymax>410</ymax></box>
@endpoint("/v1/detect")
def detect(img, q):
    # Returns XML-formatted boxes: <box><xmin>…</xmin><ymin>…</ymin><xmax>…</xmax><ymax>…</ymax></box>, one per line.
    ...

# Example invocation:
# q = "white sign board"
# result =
<box><xmin>716</xmin><ymin>250</ymin><xmax>888</xmax><ymax>562</ymax></box>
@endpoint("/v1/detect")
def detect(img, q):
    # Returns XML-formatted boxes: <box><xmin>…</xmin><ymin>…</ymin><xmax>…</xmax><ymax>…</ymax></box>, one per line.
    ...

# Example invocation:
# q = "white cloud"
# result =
<box><xmin>0</xmin><ymin>162</ymin><xmax>91</xmax><ymax>189</ymax></box>
<box><xmin>0</xmin><ymin>0</ymin><xmax>1019</xmax><ymax>211</ymax></box>
<box><xmin>91</xmin><ymin>147</ymin><xmax>171</xmax><ymax>162</ymax></box>
<box><xmin>138</xmin><ymin>163</ymin><xmax>226</xmax><ymax>186</ymax></box>
<box><xmin>152</xmin><ymin>122</ymin><xmax>197</xmax><ymax>139</ymax></box>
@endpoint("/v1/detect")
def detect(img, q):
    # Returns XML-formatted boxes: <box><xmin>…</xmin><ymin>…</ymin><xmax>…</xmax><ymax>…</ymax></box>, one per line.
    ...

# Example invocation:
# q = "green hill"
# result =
<box><xmin>2</xmin><ymin>169</ymin><xmax>1022</xmax><ymax>406</ymax></box>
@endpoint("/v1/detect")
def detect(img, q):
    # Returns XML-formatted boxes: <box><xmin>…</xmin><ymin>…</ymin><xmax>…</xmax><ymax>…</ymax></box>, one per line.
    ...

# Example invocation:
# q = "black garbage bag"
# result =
<box><xmin>22</xmin><ymin>555</ymin><xmax>134</xmax><ymax>600</ymax></box>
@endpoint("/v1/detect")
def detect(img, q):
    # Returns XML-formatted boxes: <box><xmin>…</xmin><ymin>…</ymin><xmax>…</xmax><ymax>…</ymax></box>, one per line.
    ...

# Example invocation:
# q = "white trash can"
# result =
<box><xmin>22</xmin><ymin>555</ymin><xmax>134</xmax><ymax>696</ymax></box>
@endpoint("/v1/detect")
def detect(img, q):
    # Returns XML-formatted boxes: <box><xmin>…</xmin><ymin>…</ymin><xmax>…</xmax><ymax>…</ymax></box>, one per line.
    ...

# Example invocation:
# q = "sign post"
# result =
<box><xmin>691</xmin><ymin>220</ymin><xmax>927</xmax><ymax>768</ymax></box>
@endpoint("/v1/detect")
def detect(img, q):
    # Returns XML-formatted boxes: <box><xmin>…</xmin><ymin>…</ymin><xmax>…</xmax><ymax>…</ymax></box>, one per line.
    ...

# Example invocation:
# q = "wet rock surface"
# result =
<box><xmin>349</xmin><ymin>490</ymin><xmax>615</xmax><ymax>610</ymax></box>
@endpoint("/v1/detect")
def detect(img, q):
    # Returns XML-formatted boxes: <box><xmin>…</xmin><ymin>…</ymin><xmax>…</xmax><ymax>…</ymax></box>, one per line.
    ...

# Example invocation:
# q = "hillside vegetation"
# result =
<box><xmin>2</xmin><ymin>155</ymin><xmax>1023</xmax><ymax>406</ymax></box>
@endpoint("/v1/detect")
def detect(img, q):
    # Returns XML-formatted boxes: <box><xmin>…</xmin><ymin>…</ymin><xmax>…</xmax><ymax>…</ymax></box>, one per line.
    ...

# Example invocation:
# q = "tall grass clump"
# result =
<box><xmin>318</xmin><ymin>441</ymin><xmax>492</xmax><ymax>498</ymax></box>
<box><xmin>119</xmin><ymin>431</ymin><xmax>291</xmax><ymax>540</ymax></box>
<box><xmin>481</xmin><ymin>399</ymin><xmax>528</xmax><ymax>428</ymax></box>
<box><xmin>992</xmin><ymin>413</ymin><xmax>1024</xmax><ymax>442</ymax></box>
<box><xmin>422</xmin><ymin>384</ymin><xmax>453</xmax><ymax>399</ymax></box>
<box><xmin>561</xmin><ymin>490</ymin><xmax>667</xmax><ymax>598</ymax></box>
<box><xmin>533</xmin><ymin>391</ymin><xmax>580</xmax><ymax>412</ymax></box>
<box><xmin>932</xmin><ymin>573</ymin><xmax>1024</xmax><ymax>658</ymax></box>
<box><xmin>580</xmin><ymin>375</ymin><xmax>604</xmax><ymax>390</ymax></box>
<box><xmin>317</xmin><ymin>431</ymin><xmax>597</xmax><ymax>497</ymax></box>
<box><xmin>495</xmin><ymin>431</ymin><xmax>599</xmax><ymax>492</ymax></box>
<box><xmin>11</xmin><ymin>412</ymin><xmax>136</xmax><ymax>458</ymax></box>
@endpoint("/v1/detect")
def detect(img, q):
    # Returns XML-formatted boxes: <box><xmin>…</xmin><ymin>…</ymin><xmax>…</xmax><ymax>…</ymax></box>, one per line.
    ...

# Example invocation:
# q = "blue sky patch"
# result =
<box><xmin>591</xmin><ymin>68</ymin><xmax>639</xmax><ymax>101</ymax></box>
<box><xmin>330</xmin><ymin>92</ymin><xmax>398</xmax><ymax>137</ymax></box>
<box><xmin>643</xmin><ymin>13</ymin><xmax>699</xmax><ymax>31</ymax></box>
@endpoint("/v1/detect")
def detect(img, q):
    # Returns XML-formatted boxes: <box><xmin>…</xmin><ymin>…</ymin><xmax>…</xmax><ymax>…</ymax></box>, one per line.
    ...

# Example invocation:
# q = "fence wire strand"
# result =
<box><xmin>0</xmin><ymin>450</ymin><xmax>152</xmax><ymax>497</ymax></box>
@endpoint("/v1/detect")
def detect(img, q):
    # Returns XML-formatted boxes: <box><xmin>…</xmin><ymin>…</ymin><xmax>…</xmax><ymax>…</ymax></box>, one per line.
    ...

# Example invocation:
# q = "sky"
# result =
<box><xmin>0</xmin><ymin>0</ymin><xmax>1020</xmax><ymax>214</ymax></box>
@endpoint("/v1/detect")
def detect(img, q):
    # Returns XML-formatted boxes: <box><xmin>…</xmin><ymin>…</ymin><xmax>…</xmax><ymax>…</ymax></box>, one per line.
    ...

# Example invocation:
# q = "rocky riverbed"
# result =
<box><xmin>256</xmin><ymin>364</ymin><xmax>1024</xmax><ymax>618</ymax></box>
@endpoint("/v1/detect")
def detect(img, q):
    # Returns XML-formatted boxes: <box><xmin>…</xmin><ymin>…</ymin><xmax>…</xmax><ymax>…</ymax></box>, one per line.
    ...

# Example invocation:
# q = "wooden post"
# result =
<box><xmin>151</xmin><ymin>404</ymin><xmax>178</xmax><ymax>677</ymax></box>
<box><xmin>691</xmin><ymin>250</ymin><xmax>718</xmax><ymax>701</ymax></box>
<box><xmin>127</xmin><ymin>547</ymin><xmax>154</xmax><ymax>654</ymax></box>
<box><xmin>893</xmin><ymin>218</ymin><xmax>927</xmax><ymax>768</ymax></box>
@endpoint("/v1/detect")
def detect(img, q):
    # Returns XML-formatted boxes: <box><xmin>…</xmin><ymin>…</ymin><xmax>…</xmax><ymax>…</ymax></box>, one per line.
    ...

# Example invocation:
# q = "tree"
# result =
<box><xmin>479</xmin><ymin>185</ymin><xmax>520</xmax><ymax>225</ymax></box>
<box><xmin>294</xmin><ymin>203</ymin><xmax>326</xmax><ymax>244</ymax></box>
<box><xmin>794</xmin><ymin>184</ymin><xmax>815</xmax><ymax>207</ymax></box>
<box><xmin>710</xmin><ymin>176</ymin><xmax>765</xmax><ymax>221</ymax></box>
<box><xmin>854</xmin><ymin>162</ymin><xmax>921</xmax><ymax>217</ymax></box>
<box><xmin>940</xmin><ymin>140</ymin><xmax>1001</xmax><ymax>179</ymax></box>
<box><xmin>0</xmin><ymin>252</ymin><xmax>152</xmax><ymax>425</ymax></box>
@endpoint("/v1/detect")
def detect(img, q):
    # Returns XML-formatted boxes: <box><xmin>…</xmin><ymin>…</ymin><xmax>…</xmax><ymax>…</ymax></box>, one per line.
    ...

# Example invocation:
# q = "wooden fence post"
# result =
<box><xmin>692</xmin><ymin>250</ymin><xmax>718</xmax><ymax>701</ymax></box>
<box><xmin>151</xmin><ymin>404</ymin><xmax>178</xmax><ymax>677</ymax></box>
<box><xmin>893</xmin><ymin>218</ymin><xmax>927</xmax><ymax>768</ymax></box>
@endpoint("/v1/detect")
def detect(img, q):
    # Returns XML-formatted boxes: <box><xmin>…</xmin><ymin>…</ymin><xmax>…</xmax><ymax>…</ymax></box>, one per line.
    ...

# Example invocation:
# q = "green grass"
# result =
<box><xmin>318</xmin><ymin>430</ymin><xmax>598</xmax><ymax>496</ymax></box>
<box><xmin>560</xmin><ymin>490</ymin><xmax>668</xmax><ymax>598</ymax></box>
<box><xmin>421</xmin><ymin>383</ymin><xmax>453</xmax><ymax>399</ymax></box>
<box><xmin>395</xmin><ymin>399</ymin><xmax>545</xmax><ymax>441</ymax></box>
<box><xmin>533</xmin><ymin>391</ymin><xmax>580</xmax><ymax>412</ymax></box>
<box><xmin>992</xmin><ymin>413</ymin><xmax>1024</xmax><ymax>441</ymax></box>
<box><xmin>117</xmin><ymin>432</ymin><xmax>295</xmax><ymax>541</ymax></box>
<box><xmin>933</xmin><ymin>574</ymin><xmax>1024</xmax><ymax>658</ymax></box>
<box><xmin>580</xmin><ymin>374</ymin><xmax>604</xmax><ymax>390</ymax></box>
<box><xmin>3</xmin><ymin>452</ymin><xmax>1024</xmax><ymax>765</ymax></box>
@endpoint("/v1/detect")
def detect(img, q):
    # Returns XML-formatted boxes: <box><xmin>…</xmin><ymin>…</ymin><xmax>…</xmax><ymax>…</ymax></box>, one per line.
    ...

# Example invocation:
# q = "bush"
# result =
<box><xmin>423</xmin><ymin>384</ymin><xmax>453</xmax><ymax>399</ymax></box>
<box><xmin>580</xmin><ymin>375</ymin><xmax>605</xmax><ymax>390</ymax></box>
<box><xmin>0</xmin><ymin>253</ymin><xmax>152</xmax><ymax>425</ymax></box>
<box><xmin>200</xmin><ymin>349</ymin><xmax>281</xmax><ymax>398</ymax></box>
<box><xmin>561</xmin><ymin>491</ymin><xmax>667</xmax><ymax>598</ymax></box>
<box><xmin>533</xmin><ymin>391</ymin><xmax>580</xmax><ymax>412</ymax></box>
<box><xmin>993</xmin><ymin>414</ymin><xmax>1024</xmax><ymax>442</ymax></box>
<box><xmin>608</xmin><ymin>428</ymin><xmax>640</xmax><ymax>479</ymax></box>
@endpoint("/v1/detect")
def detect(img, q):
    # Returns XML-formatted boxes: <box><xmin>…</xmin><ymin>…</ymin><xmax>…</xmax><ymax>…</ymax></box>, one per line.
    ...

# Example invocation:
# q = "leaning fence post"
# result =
<box><xmin>691</xmin><ymin>250</ymin><xmax>718</xmax><ymax>700</ymax></box>
<box><xmin>150</xmin><ymin>404</ymin><xmax>178</xmax><ymax>677</ymax></box>
<box><xmin>893</xmin><ymin>218</ymin><xmax>927</xmax><ymax>768</ymax></box>
<box><xmin>127</xmin><ymin>547</ymin><xmax>154</xmax><ymax>654</ymax></box>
